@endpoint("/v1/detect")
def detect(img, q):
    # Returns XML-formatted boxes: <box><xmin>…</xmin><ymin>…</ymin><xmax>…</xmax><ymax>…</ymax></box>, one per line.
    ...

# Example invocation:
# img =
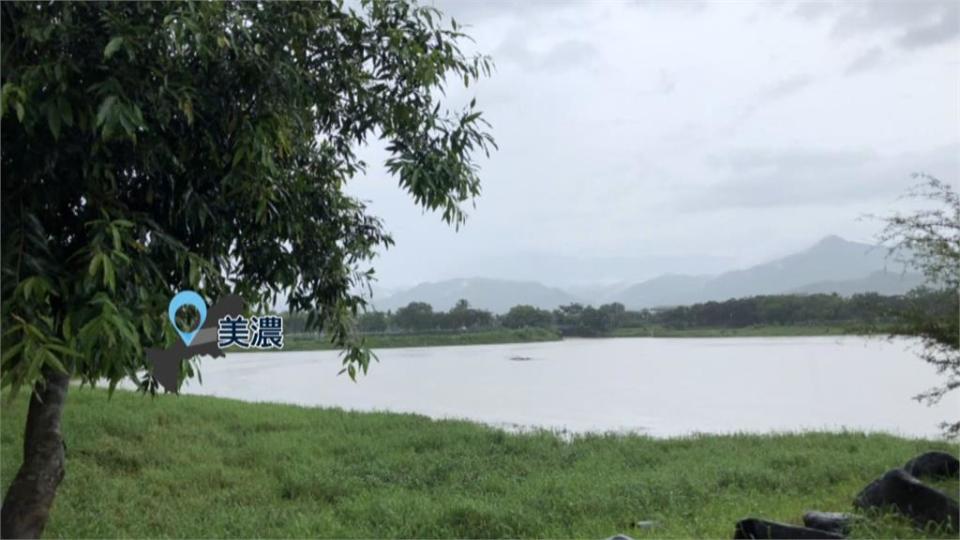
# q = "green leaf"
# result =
<box><xmin>131</xmin><ymin>105</ymin><xmax>144</xmax><ymax>125</ymax></box>
<box><xmin>22</xmin><ymin>322</ymin><xmax>46</xmax><ymax>341</ymax></box>
<box><xmin>88</xmin><ymin>252</ymin><xmax>102</xmax><ymax>277</ymax></box>
<box><xmin>42</xmin><ymin>349</ymin><xmax>69</xmax><ymax>375</ymax></box>
<box><xmin>104</xmin><ymin>37</ymin><xmax>124</xmax><ymax>59</ymax></box>
<box><xmin>102</xmin><ymin>256</ymin><xmax>116</xmax><ymax>292</ymax></box>
<box><xmin>1</xmin><ymin>342</ymin><xmax>24</xmax><ymax>366</ymax></box>
<box><xmin>0</xmin><ymin>83</ymin><xmax>15</xmax><ymax>118</ymax></box>
<box><xmin>96</xmin><ymin>96</ymin><xmax>117</xmax><ymax>128</ymax></box>
<box><xmin>232</xmin><ymin>147</ymin><xmax>245</xmax><ymax>167</ymax></box>
<box><xmin>188</xmin><ymin>258</ymin><xmax>200</xmax><ymax>287</ymax></box>
<box><xmin>117</xmin><ymin>105</ymin><xmax>137</xmax><ymax>140</ymax></box>
<box><xmin>180</xmin><ymin>99</ymin><xmax>194</xmax><ymax>125</ymax></box>
<box><xmin>46</xmin><ymin>344</ymin><xmax>81</xmax><ymax>358</ymax></box>
<box><xmin>58</xmin><ymin>96</ymin><xmax>74</xmax><ymax>127</ymax></box>
<box><xmin>110</xmin><ymin>226</ymin><xmax>121</xmax><ymax>250</ymax></box>
<box><xmin>47</xmin><ymin>104</ymin><xmax>61</xmax><ymax>139</ymax></box>
<box><xmin>63</xmin><ymin>314</ymin><xmax>74</xmax><ymax>340</ymax></box>
<box><xmin>17</xmin><ymin>276</ymin><xmax>53</xmax><ymax>301</ymax></box>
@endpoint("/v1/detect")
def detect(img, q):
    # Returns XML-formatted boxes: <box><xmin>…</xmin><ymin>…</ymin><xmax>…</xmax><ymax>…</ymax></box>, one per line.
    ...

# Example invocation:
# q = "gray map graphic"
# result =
<box><xmin>145</xmin><ymin>294</ymin><xmax>245</xmax><ymax>392</ymax></box>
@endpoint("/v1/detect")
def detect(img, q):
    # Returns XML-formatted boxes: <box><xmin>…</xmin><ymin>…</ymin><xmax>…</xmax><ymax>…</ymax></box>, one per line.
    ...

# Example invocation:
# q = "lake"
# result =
<box><xmin>178</xmin><ymin>336</ymin><xmax>958</xmax><ymax>438</ymax></box>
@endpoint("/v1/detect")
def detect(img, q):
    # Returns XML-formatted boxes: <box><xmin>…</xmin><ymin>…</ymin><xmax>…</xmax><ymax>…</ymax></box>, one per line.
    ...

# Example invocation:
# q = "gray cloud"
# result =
<box><xmin>689</xmin><ymin>145</ymin><xmax>960</xmax><ymax>211</ymax></box>
<box><xmin>731</xmin><ymin>74</ymin><xmax>815</xmax><ymax>129</ymax></box>
<box><xmin>657</xmin><ymin>69</ymin><xmax>677</xmax><ymax>95</ymax></box>
<box><xmin>429</xmin><ymin>0</ymin><xmax>557</xmax><ymax>22</ymax></box>
<box><xmin>347</xmin><ymin>2</ymin><xmax>959</xmax><ymax>288</ymax></box>
<box><xmin>898</xmin><ymin>1</ymin><xmax>960</xmax><ymax>49</ymax></box>
<box><xmin>758</xmin><ymin>74</ymin><xmax>814</xmax><ymax>102</ymax></box>
<box><xmin>628</xmin><ymin>0</ymin><xmax>709</xmax><ymax>13</ymax></box>
<box><xmin>707</xmin><ymin>148</ymin><xmax>875</xmax><ymax>173</ymax></box>
<box><xmin>845</xmin><ymin>47</ymin><xmax>885</xmax><ymax>75</ymax></box>
<box><xmin>537</xmin><ymin>39</ymin><xmax>599</xmax><ymax>71</ymax></box>
<box><xmin>794</xmin><ymin>0</ymin><xmax>959</xmax><ymax>50</ymax></box>
<box><xmin>492</xmin><ymin>24</ymin><xmax>598</xmax><ymax>72</ymax></box>
<box><xmin>435</xmin><ymin>0</ymin><xmax>708</xmax><ymax>22</ymax></box>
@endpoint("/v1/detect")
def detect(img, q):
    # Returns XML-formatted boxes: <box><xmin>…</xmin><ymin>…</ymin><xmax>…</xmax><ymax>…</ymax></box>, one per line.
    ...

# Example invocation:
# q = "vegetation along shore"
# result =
<box><xmin>1</xmin><ymin>388</ymin><xmax>956</xmax><ymax>539</ymax></box>
<box><xmin>253</xmin><ymin>291</ymin><xmax>944</xmax><ymax>351</ymax></box>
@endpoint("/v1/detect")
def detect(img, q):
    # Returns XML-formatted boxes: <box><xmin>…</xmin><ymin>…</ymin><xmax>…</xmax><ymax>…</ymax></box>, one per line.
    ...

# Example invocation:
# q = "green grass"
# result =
<box><xmin>233</xmin><ymin>327</ymin><xmax>561</xmax><ymax>352</ymax></box>
<box><xmin>609</xmin><ymin>324</ymin><xmax>891</xmax><ymax>338</ymax></box>
<box><xmin>1</xmin><ymin>389</ymin><xmax>957</xmax><ymax>538</ymax></box>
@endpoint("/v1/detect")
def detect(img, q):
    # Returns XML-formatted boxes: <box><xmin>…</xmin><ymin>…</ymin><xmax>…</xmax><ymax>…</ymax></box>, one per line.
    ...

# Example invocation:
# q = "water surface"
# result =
<box><xmin>178</xmin><ymin>336</ymin><xmax>957</xmax><ymax>438</ymax></box>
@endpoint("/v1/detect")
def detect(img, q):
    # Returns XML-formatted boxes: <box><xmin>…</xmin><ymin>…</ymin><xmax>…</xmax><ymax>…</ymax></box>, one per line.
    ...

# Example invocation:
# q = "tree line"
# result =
<box><xmin>284</xmin><ymin>290</ymin><xmax>947</xmax><ymax>338</ymax></box>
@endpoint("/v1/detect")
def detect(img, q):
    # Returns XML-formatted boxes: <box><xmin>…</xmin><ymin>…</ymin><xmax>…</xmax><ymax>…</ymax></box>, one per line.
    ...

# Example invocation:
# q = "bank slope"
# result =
<box><xmin>1</xmin><ymin>389</ymin><xmax>955</xmax><ymax>538</ymax></box>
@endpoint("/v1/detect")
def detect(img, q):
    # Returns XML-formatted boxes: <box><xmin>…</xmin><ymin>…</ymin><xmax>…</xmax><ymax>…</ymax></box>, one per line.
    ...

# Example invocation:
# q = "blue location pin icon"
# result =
<box><xmin>168</xmin><ymin>291</ymin><xmax>207</xmax><ymax>346</ymax></box>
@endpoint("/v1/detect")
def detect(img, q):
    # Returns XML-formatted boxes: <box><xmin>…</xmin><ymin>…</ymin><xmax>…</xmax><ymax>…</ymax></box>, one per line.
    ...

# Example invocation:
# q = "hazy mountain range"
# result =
<box><xmin>442</xmin><ymin>252</ymin><xmax>736</xmax><ymax>288</ymax></box>
<box><xmin>371</xmin><ymin>236</ymin><xmax>924</xmax><ymax>313</ymax></box>
<box><xmin>373</xmin><ymin>278</ymin><xmax>578</xmax><ymax>314</ymax></box>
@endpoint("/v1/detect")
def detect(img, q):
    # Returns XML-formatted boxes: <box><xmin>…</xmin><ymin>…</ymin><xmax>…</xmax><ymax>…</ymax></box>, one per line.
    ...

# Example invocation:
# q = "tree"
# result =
<box><xmin>551</xmin><ymin>303</ymin><xmax>616</xmax><ymax>337</ymax></box>
<box><xmin>501</xmin><ymin>304</ymin><xmax>553</xmax><ymax>329</ymax></box>
<box><xmin>356</xmin><ymin>310</ymin><xmax>388</xmax><ymax>333</ymax></box>
<box><xmin>878</xmin><ymin>174</ymin><xmax>960</xmax><ymax>437</ymax></box>
<box><xmin>442</xmin><ymin>298</ymin><xmax>471</xmax><ymax>329</ymax></box>
<box><xmin>553</xmin><ymin>303</ymin><xmax>585</xmax><ymax>335</ymax></box>
<box><xmin>443</xmin><ymin>298</ymin><xmax>492</xmax><ymax>330</ymax></box>
<box><xmin>393</xmin><ymin>302</ymin><xmax>437</xmax><ymax>332</ymax></box>
<box><xmin>597</xmin><ymin>302</ymin><xmax>625</xmax><ymax>329</ymax></box>
<box><xmin>579</xmin><ymin>306</ymin><xmax>611</xmax><ymax>336</ymax></box>
<box><xmin>0</xmin><ymin>2</ymin><xmax>494</xmax><ymax>536</ymax></box>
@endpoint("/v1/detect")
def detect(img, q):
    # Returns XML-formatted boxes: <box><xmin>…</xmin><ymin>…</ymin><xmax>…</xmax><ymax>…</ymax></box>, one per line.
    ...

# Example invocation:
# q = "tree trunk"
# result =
<box><xmin>1</xmin><ymin>369</ymin><xmax>70</xmax><ymax>539</ymax></box>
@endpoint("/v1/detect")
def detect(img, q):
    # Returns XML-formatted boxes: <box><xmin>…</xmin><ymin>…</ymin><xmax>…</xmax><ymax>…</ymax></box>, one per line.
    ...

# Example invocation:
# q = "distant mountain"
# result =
<box><xmin>607</xmin><ymin>274</ymin><xmax>711</xmax><ymax>308</ymax></box>
<box><xmin>443</xmin><ymin>252</ymin><xmax>735</xmax><ymax>288</ymax></box>
<box><xmin>790</xmin><ymin>270</ymin><xmax>924</xmax><ymax>296</ymax></box>
<box><xmin>372</xmin><ymin>236</ymin><xmax>924</xmax><ymax>313</ymax></box>
<box><xmin>703</xmin><ymin>236</ymin><xmax>898</xmax><ymax>298</ymax></box>
<box><xmin>614</xmin><ymin>236</ymin><xmax>916</xmax><ymax>309</ymax></box>
<box><xmin>372</xmin><ymin>278</ymin><xmax>579</xmax><ymax>313</ymax></box>
<box><xmin>565</xmin><ymin>282</ymin><xmax>635</xmax><ymax>305</ymax></box>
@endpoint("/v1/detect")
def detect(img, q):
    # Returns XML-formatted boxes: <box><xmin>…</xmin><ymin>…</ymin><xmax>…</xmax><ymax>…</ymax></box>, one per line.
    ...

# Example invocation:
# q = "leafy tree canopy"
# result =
<box><xmin>1</xmin><ymin>0</ymin><xmax>495</xmax><ymax>391</ymax></box>
<box><xmin>878</xmin><ymin>175</ymin><xmax>959</xmax><ymax>436</ymax></box>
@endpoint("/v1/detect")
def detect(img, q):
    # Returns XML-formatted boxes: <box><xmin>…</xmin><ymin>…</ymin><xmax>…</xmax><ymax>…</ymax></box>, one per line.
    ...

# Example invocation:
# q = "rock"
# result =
<box><xmin>605</xmin><ymin>535</ymin><xmax>634</xmax><ymax>540</ymax></box>
<box><xmin>733</xmin><ymin>518</ymin><xmax>844</xmax><ymax>539</ymax></box>
<box><xmin>854</xmin><ymin>468</ymin><xmax>959</xmax><ymax>532</ymax></box>
<box><xmin>802</xmin><ymin>511</ymin><xmax>857</xmax><ymax>535</ymax></box>
<box><xmin>904</xmin><ymin>451</ymin><xmax>960</xmax><ymax>480</ymax></box>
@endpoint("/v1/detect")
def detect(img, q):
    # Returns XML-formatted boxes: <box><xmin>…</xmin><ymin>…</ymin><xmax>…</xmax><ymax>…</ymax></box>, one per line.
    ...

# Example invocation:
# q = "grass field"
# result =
<box><xmin>1</xmin><ymin>388</ymin><xmax>957</xmax><ymax>538</ymax></box>
<box><xmin>234</xmin><ymin>327</ymin><xmax>561</xmax><ymax>352</ymax></box>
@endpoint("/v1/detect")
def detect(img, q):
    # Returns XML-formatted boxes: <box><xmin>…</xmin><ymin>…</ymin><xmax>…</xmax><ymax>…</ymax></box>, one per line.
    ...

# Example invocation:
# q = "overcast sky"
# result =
<box><xmin>347</xmin><ymin>0</ymin><xmax>959</xmax><ymax>290</ymax></box>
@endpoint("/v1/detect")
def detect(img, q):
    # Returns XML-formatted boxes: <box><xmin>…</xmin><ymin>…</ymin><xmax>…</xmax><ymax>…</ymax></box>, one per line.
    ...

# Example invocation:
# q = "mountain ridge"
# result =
<box><xmin>373</xmin><ymin>236</ymin><xmax>924</xmax><ymax>313</ymax></box>
<box><xmin>372</xmin><ymin>277</ymin><xmax>578</xmax><ymax>313</ymax></box>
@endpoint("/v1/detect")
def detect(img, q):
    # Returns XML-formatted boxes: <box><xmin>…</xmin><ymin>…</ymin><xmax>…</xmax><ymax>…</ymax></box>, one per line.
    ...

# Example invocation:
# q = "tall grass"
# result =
<box><xmin>1</xmin><ymin>388</ymin><xmax>956</xmax><ymax>538</ymax></box>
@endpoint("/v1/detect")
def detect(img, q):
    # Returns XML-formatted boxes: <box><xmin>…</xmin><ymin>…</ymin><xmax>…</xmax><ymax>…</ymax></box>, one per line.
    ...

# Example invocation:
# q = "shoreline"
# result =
<box><xmin>231</xmin><ymin>325</ymin><xmax>893</xmax><ymax>352</ymax></box>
